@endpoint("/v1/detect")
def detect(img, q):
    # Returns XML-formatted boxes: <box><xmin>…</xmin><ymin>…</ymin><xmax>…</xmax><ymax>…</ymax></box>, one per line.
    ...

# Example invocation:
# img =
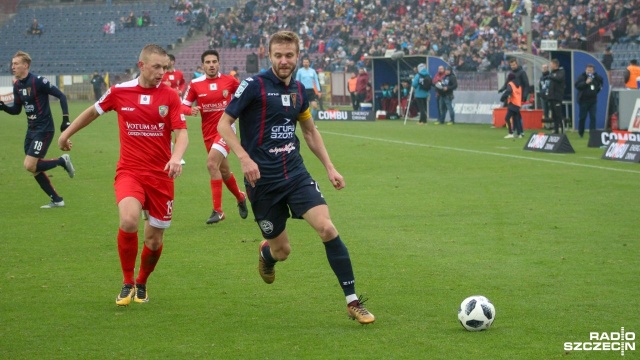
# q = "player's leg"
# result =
<box><xmin>220</xmin><ymin>157</ymin><xmax>248</xmax><ymax>219</ymax></box>
<box><xmin>302</xmin><ymin>204</ymin><xmax>375</xmax><ymax>324</ymax></box>
<box><xmin>24</xmin><ymin>133</ymin><xmax>68</xmax><ymax>208</ymax></box>
<box><xmin>114</xmin><ymin>174</ymin><xmax>145</xmax><ymax>306</ymax></box>
<box><xmin>134</xmin><ymin>175</ymin><xmax>173</xmax><ymax>303</ymax></box>
<box><xmin>253</xmin><ymin>185</ymin><xmax>290</xmax><ymax>284</ymax></box>
<box><xmin>206</xmin><ymin>141</ymin><xmax>226</xmax><ymax>224</ymax></box>
<box><xmin>291</xmin><ymin>177</ymin><xmax>375</xmax><ymax>324</ymax></box>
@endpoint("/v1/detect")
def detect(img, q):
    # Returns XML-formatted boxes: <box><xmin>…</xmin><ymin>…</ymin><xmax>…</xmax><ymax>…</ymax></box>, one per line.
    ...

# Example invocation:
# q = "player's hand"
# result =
<box><xmin>328</xmin><ymin>168</ymin><xmax>345</xmax><ymax>190</ymax></box>
<box><xmin>191</xmin><ymin>107</ymin><xmax>200</xmax><ymax>116</ymax></box>
<box><xmin>60</xmin><ymin>115</ymin><xmax>71</xmax><ymax>132</ymax></box>
<box><xmin>164</xmin><ymin>159</ymin><xmax>183</xmax><ymax>179</ymax></box>
<box><xmin>240</xmin><ymin>156</ymin><xmax>260</xmax><ymax>187</ymax></box>
<box><xmin>58</xmin><ymin>134</ymin><xmax>73</xmax><ymax>151</ymax></box>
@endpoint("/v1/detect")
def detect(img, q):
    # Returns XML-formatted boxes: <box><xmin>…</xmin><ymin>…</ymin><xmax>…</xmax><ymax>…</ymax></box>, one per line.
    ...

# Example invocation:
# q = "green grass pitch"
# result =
<box><xmin>0</xmin><ymin>101</ymin><xmax>638</xmax><ymax>359</ymax></box>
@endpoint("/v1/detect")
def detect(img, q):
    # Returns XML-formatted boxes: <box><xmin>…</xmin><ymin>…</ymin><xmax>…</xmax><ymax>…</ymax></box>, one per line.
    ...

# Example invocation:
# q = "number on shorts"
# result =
<box><xmin>166</xmin><ymin>200</ymin><xmax>174</xmax><ymax>216</ymax></box>
<box><xmin>33</xmin><ymin>141</ymin><xmax>43</xmax><ymax>151</ymax></box>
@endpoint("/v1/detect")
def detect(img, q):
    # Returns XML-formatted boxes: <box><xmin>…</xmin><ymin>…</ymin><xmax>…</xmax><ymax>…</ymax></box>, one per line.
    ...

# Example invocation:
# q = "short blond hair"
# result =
<box><xmin>139</xmin><ymin>44</ymin><xmax>167</xmax><ymax>62</ymax></box>
<box><xmin>268</xmin><ymin>31</ymin><xmax>300</xmax><ymax>55</ymax></box>
<box><xmin>13</xmin><ymin>51</ymin><xmax>32</xmax><ymax>67</ymax></box>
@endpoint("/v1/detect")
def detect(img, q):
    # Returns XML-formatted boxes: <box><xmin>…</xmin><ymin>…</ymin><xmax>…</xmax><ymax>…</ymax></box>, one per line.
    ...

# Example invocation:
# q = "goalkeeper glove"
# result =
<box><xmin>60</xmin><ymin>115</ymin><xmax>71</xmax><ymax>132</ymax></box>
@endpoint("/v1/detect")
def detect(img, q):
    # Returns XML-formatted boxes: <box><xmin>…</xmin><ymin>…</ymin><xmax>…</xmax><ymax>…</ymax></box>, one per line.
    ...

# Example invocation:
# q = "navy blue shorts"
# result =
<box><xmin>24</xmin><ymin>131</ymin><xmax>53</xmax><ymax>158</ymax></box>
<box><xmin>305</xmin><ymin>89</ymin><xmax>318</xmax><ymax>102</ymax></box>
<box><xmin>247</xmin><ymin>173</ymin><xmax>327</xmax><ymax>239</ymax></box>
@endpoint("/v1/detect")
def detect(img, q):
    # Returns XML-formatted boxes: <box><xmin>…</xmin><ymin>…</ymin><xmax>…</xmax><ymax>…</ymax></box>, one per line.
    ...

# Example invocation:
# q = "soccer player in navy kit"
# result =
<box><xmin>218</xmin><ymin>31</ymin><xmax>375</xmax><ymax>324</ymax></box>
<box><xmin>0</xmin><ymin>51</ymin><xmax>75</xmax><ymax>208</ymax></box>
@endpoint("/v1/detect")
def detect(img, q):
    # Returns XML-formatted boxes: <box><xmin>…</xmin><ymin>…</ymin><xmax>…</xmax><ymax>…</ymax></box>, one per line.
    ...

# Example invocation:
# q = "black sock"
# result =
<box><xmin>261</xmin><ymin>243</ymin><xmax>277</xmax><ymax>264</ymax></box>
<box><xmin>324</xmin><ymin>235</ymin><xmax>355</xmax><ymax>296</ymax></box>
<box><xmin>36</xmin><ymin>158</ymin><xmax>62</xmax><ymax>173</ymax></box>
<box><xmin>34</xmin><ymin>172</ymin><xmax>63</xmax><ymax>202</ymax></box>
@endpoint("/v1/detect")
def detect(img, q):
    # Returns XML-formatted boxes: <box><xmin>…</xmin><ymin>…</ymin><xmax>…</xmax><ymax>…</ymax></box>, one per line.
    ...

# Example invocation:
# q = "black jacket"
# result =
<box><xmin>499</xmin><ymin>65</ymin><xmax>530</xmax><ymax>101</ymax></box>
<box><xmin>436</xmin><ymin>73</ymin><xmax>457</xmax><ymax>98</ymax></box>
<box><xmin>574</xmin><ymin>72</ymin><xmax>603</xmax><ymax>102</ymax></box>
<box><xmin>547</xmin><ymin>67</ymin><xmax>565</xmax><ymax>101</ymax></box>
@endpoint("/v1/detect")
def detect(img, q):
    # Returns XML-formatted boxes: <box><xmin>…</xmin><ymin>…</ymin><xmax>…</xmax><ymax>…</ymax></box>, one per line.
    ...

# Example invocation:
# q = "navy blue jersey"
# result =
<box><xmin>225</xmin><ymin>69</ymin><xmax>312</xmax><ymax>185</ymax></box>
<box><xmin>5</xmin><ymin>72</ymin><xmax>68</xmax><ymax>132</ymax></box>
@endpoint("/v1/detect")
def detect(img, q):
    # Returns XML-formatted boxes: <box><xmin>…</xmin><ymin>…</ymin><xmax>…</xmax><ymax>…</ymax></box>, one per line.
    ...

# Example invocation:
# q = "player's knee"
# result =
<box><xmin>316</xmin><ymin>221</ymin><xmax>338</xmax><ymax>241</ymax></box>
<box><xmin>119</xmin><ymin>215</ymin><xmax>139</xmax><ymax>233</ymax></box>
<box><xmin>24</xmin><ymin>162</ymin><xmax>36</xmax><ymax>174</ymax></box>
<box><xmin>272</xmin><ymin>243</ymin><xmax>291</xmax><ymax>261</ymax></box>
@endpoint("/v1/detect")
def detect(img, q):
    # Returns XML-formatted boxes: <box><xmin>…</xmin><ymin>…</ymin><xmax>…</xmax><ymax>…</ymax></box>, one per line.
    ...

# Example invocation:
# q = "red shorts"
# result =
<box><xmin>114</xmin><ymin>171</ymin><xmax>174</xmax><ymax>228</ymax></box>
<box><xmin>204</xmin><ymin>133</ymin><xmax>230</xmax><ymax>157</ymax></box>
<box><xmin>204</xmin><ymin>125</ymin><xmax>235</xmax><ymax>157</ymax></box>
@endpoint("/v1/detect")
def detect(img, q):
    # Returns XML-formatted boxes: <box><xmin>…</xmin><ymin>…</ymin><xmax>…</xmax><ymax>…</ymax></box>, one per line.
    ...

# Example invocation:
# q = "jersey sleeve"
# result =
<box><xmin>42</xmin><ymin>77</ymin><xmax>69</xmax><ymax>115</ymax></box>
<box><xmin>225</xmin><ymin>77</ymin><xmax>258</xmax><ymax>119</ymax></box>
<box><xmin>182</xmin><ymin>80</ymin><xmax>197</xmax><ymax>106</ymax></box>
<box><xmin>95</xmin><ymin>86</ymin><xmax>115</xmax><ymax>114</ymax></box>
<box><xmin>170</xmin><ymin>92</ymin><xmax>187</xmax><ymax>130</ymax></box>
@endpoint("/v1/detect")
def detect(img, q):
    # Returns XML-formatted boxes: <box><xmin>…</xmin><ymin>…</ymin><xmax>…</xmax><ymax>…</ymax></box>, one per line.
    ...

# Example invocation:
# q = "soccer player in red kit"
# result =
<box><xmin>163</xmin><ymin>54</ymin><xmax>186</xmax><ymax>96</ymax></box>
<box><xmin>182</xmin><ymin>49</ymin><xmax>248</xmax><ymax>224</ymax></box>
<box><xmin>58</xmin><ymin>44</ymin><xmax>188</xmax><ymax>306</ymax></box>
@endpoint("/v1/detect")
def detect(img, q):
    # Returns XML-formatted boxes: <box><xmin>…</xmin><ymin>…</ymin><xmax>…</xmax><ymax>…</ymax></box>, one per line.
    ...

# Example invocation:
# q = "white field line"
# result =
<box><xmin>321</xmin><ymin>131</ymin><xmax>640</xmax><ymax>175</ymax></box>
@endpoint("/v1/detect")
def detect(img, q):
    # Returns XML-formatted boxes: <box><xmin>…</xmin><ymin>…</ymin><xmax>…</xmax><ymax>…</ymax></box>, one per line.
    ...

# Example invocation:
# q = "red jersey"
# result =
<box><xmin>96</xmin><ymin>79</ymin><xmax>187</xmax><ymax>176</ymax></box>
<box><xmin>182</xmin><ymin>73</ymin><xmax>239</xmax><ymax>138</ymax></box>
<box><xmin>162</xmin><ymin>70</ymin><xmax>186</xmax><ymax>94</ymax></box>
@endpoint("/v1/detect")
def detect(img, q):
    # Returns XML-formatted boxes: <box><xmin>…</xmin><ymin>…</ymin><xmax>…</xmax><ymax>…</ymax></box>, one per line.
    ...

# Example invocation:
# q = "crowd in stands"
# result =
<box><xmin>171</xmin><ymin>0</ymin><xmax>639</xmax><ymax>72</ymax></box>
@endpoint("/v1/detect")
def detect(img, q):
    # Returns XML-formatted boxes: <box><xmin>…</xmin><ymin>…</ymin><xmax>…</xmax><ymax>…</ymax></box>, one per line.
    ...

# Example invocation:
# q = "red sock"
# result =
<box><xmin>223</xmin><ymin>173</ymin><xmax>245</xmax><ymax>201</ymax></box>
<box><xmin>210</xmin><ymin>179</ymin><xmax>223</xmax><ymax>212</ymax></box>
<box><xmin>135</xmin><ymin>243</ymin><xmax>163</xmax><ymax>285</ymax></box>
<box><xmin>117</xmin><ymin>229</ymin><xmax>138</xmax><ymax>285</ymax></box>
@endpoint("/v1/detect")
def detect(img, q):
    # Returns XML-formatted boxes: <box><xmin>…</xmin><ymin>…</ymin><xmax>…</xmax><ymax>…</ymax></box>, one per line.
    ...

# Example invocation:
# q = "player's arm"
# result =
<box><xmin>1</xmin><ymin>88</ymin><xmax>23</xmax><ymax>115</ymax></box>
<box><xmin>58</xmin><ymin>105</ymin><xmax>100</xmax><ymax>151</ymax></box>
<box><xmin>218</xmin><ymin>112</ymin><xmax>260</xmax><ymax>187</ymax></box>
<box><xmin>48</xmin><ymin>85</ymin><xmax>70</xmax><ymax>130</ymax></box>
<box><xmin>166</xmin><ymin>128</ymin><xmax>188</xmax><ymax>179</ymax></box>
<box><xmin>181</xmin><ymin>82</ymin><xmax>200</xmax><ymax>116</ymax></box>
<box><xmin>299</xmin><ymin>112</ymin><xmax>344</xmax><ymax>190</ymax></box>
<box><xmin>314</xmin><ymin>71</ymin><xmax>321</xmax><ymax>94</ymax></box>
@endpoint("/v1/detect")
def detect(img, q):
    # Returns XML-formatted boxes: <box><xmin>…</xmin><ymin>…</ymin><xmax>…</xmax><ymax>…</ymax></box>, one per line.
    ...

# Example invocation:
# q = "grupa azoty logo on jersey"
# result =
<box><xmin>564</xmin><ymin>328</ymin><xmax>635</xmax><ymax>356</ymax></box>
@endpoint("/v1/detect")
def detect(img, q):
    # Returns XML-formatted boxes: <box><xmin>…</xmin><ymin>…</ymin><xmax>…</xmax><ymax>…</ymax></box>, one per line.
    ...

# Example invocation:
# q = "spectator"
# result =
<box><xmin>141</xmin><ymin>11</ymin><xmax>151</xmax><ymax>27</ymax></box>
<box><xmin>122</xmin><ymin>11</ymin><xmax>135</xmax><ymax>28</ymax></box>
<box><xmin>432</xmin><ymin>65</ymin><xmax>446</xmax><ymax>124</ymax></box>
<box><xmin>355</xmin><ymin>67</ymin><xmax>369</xmax><ymax>108</ymax></box>
<box><xmin>602</xmin><ymin>47</ymin><xmax>613</xmax><ymax>78</ymax></box>
<box><xmin>500</xmin><ymin>72</ymin><xmax>524</xmax><ymax>138</ymax></box>
<box><xmin>378</xmin><ymin>82</ymin><xmax>395</xmax><ymax>114</ymax></box>
<box><xmin>574</xmin><ymin>64</ymin><xmax>604</xmax><ymax>138</ymax></box>
<box><xmin>624</xmin><ymin>59</ymin><xmax>640</xmax><ymax>89</ymax></box>
<box><xmin>91</xmin><ymin>70</ymin><xmax>106</xmax><ymax>102</ymax></box>
<box><xmin>411</xmin><ymin>63</ymin><xmax>432</xmax><ymax>125</ymax></box>
<box><xmin>538</xmin><ymin>63</ymin><xmax>551</xmax><ymax>122</ymax></box>
<box><xmin>29</xmin><ymin>18</ymin><xmax>43</xmax><ymax>35</ymax></box>
<box><xmin>347</xmin><ymin>71</ymin><xmax>358</xmax><ymax>111</ymax></box>
<box><xmin>435</xmin><ymin>66</ymin><xmax>457</xmax><ymax>125</ymax></box>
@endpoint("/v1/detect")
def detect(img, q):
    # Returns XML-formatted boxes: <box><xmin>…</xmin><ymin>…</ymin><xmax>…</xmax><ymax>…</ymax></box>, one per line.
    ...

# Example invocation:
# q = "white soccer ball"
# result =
<box><xmin>458</xmin><ymin>295</ymin><xmax>496</xmax><ymax>331</ymax></box>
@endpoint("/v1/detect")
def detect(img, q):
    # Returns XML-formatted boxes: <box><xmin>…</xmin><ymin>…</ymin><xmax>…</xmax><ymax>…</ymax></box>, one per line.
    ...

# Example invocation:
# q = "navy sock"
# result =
<box><xmin>261</xmin><ymin>243</ymin><xmax>277</xmax><ymax>264</ymax></box>
<box><xmin>34</xmin><ymin>172</ymin><xmax>62</xmax><ymax>202</ymax></box>
<box><xmin>36</xmin><ymin>158</ymin><xmax>62</xmax><ymax>173</ymax></box>
<box><xmin>324</xmin><ymin>235</ymin><xmax>356</xmax><ymax>296</ymax></box>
